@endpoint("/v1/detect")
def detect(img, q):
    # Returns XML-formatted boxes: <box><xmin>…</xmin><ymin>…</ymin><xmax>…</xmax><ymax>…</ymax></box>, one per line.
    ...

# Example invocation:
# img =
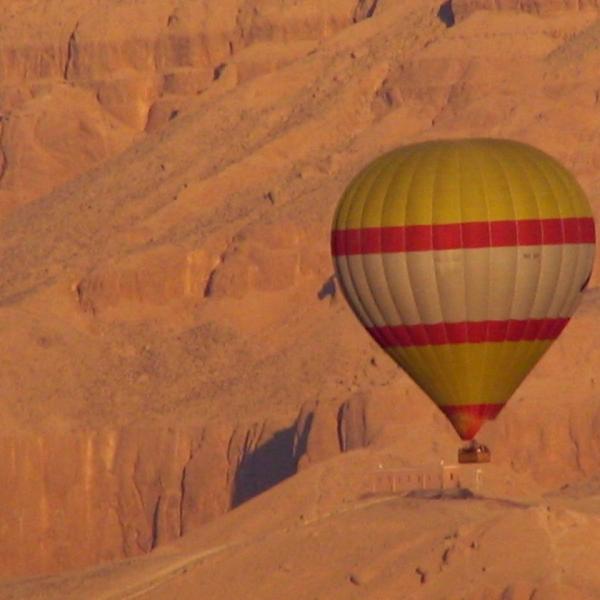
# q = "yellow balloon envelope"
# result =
<box><xmin>331</xmin><ymin>139</ymin><xmax>596</xmax><ymax>440</ymax></box>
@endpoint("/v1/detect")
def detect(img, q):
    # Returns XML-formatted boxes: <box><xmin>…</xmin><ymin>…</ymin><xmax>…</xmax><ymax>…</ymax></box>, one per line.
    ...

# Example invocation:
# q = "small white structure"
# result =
<box><xmin>366</xmin><ymin>463</ymin><xmax>483</xmax><ymax>495</ymax></box>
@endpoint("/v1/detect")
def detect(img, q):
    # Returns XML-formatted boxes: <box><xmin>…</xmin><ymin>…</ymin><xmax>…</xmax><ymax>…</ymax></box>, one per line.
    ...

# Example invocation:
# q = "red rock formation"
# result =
<box><xmin>1</xmin><ymin>0</ymin><xmax>600</xmax><ymax>592</ymax></box>
<box><xmin>453</xmin><ymin>0</ymin><xmax>600</xmax><ymax>20</ymax></box>
<box><xmin>0</xmin><ymin>420</ymin><xmax>299</xmax><ymax>578</ymax></box>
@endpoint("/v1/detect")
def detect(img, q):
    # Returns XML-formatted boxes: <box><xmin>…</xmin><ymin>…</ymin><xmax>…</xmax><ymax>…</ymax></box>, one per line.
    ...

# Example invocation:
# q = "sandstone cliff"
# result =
<box><xmin>1</xmin><ymin>0</ymin><xmax>600</xmax><ymax>591</ymax></box>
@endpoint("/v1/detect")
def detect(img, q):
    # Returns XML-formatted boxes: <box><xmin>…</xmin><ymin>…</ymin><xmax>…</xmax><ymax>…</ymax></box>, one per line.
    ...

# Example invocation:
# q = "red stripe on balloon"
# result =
<box><xmin>331</xmin><ymin>217</ymin><xmax>595</xmax><ymax>255</ymax></box>
<box><xmin>368</xmin><ymin>317</ymin><xmax>569</xmax><ymax>347</ymax></box>
<box><xmin>440</xmin><ymin>403</ymin><xmax>504</xmax><ymax>420</ymax></box>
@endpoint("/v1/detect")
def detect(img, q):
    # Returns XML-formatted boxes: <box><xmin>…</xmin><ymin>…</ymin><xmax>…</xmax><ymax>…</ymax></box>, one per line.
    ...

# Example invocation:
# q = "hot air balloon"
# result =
<box><xmin>331</xmin><ymin>139</ymin><xmax>596</xmax><ymax>463</ymax></box>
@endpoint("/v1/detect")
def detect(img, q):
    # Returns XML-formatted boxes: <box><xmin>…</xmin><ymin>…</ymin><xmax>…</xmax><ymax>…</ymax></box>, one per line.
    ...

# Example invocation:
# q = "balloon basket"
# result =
<box><xmin>458</xmin><ymin>441</ymin><xmax>491</xmax><ymax>464</ymax></box>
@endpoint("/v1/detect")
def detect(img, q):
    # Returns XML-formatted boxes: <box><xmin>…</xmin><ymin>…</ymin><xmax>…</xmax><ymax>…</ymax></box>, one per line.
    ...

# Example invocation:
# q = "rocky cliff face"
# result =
<box><xmin>0</xmin><ymin>420</ymin><xmax>301</xmax><ymax>577</ymax></box>
<box><xmin>0</xmin><ymin>407</ymin><xmax>335</xmax><ymax>577</ymax></box>
<box><xmin>0</xmin><ymin>0</ymin><xmax>367</xmax><ymax>214</ymax></box>
<box><xmin>453</xmin><ymin>0</ymin><xmax>600</xmax><ymax>19</ymax></box>
<box><xmin>0</xmin><ymin>394</ymin><xmax>446</xmax><ymax>577</ymax></box>
<box><xmin>3</xmin><ymin>0</ymin><xmax>600</xmax><ymax>585</ymax></box>
<box><xmin>6</xmin><ymin>343</ymin><xmax>599</xmax><ymax>579</ymax></box>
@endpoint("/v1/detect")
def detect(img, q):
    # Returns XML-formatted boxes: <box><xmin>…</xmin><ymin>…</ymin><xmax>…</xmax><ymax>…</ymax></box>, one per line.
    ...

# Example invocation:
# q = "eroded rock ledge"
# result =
<box><xmin>452</xmin><ymin>0</ymin><xmax>600</xmax><ymax>21</ymax></box>
<box><xmin>3</xmin><ymin>384</ymin><xmax>600</xmax><ymax>578</ymax></box>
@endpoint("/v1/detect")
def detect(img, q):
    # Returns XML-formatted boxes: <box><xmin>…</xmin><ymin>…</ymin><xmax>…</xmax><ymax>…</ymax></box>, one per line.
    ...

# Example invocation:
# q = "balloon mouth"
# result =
<box><xmin>440</xmin><ymin>404</ymin><xmax>504</xmax><ymax>440</ymax></box>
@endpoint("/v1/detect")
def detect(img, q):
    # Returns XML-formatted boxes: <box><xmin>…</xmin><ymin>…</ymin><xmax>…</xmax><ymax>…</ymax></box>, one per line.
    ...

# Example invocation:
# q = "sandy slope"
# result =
<box><xmin>1</xmin><ymin>0</ymin><xmax>600</xmax><ymax>594</ymax></box>
<box><xmin>3</xmin><ymin>450</ymin><xmax>599</xmax><ymax>599</ymax></box>
<box><xmin>2</xmin><ymin>0</ymin><xmax>600</xmax><ymax>428</ymax></box>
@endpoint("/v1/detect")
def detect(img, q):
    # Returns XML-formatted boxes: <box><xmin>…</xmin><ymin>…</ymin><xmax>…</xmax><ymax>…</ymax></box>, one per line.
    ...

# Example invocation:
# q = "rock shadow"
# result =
<box><xmin>231</xmin><ymin>426</ymin><xmax>298</xmax><ymax>507</ymax></box>
<box><xmin>318</xmin><ymin>275</ymin><xmax>336</xmax><ymax>300</ymax></box>
<box><xmin>437</xmin><ymin>1</ymin><xmax>455</xmax><ymax>27</ymax></box>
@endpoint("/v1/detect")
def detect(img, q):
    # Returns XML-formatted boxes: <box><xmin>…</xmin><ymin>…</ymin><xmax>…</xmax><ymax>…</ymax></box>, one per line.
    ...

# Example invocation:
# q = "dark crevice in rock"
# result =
<box><xmin>151</xmin><ymin>495</ymin><xmax>161</xmax><ymax>550</ymax></box>
<box><xmin>179</xmin><ymin>445</ymin><xmax>193</xmax><ymax>536</ymax></box>
<box><xmin>64</xmin><ymin>22</ymin><xmax>79</xmax><ymax>79</ymax></box>
<box><xmin>353</xmin><ymin>0</ymin><xmax>379</xmax><ymax>23</ymax></box>
<box><xmin>337</xmin><ymin>403</ymin><xmax>346</xmax><ymax>452</ymax></box>
<box><xmin>0</xmin><ymin>122</ymin><xmax>7</xmax><ymax>184</ymax></box>
<box><xmin>213</xmin><ymin>62</ymin><xmax>227</xmax><ymax>80</ymax></box>
<box><xmin>437</xmin><ymin>1</ymin><xmax>455</xmax><ymax>28</ymax></box>
<box><xmin>203</xmin><ymin>266</ymin><xmax>218</xmax><ymax>297</ymax></box>
<box><xmin>293</xmin><ymin>411</ymin><xmax>314</xmax><ymax>459</ymax></box>
<box><xmin>364</xmin><ymin>0</ymin><xmax>379</xmax><ymax>18</ymax></box>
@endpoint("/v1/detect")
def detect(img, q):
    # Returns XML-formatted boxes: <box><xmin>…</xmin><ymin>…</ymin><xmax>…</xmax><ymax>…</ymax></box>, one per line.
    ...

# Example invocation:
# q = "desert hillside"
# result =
<box><xmin>1</xmin><ymin>0</ymin><xmax>600</xmax><ymax>597</ymax></box>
